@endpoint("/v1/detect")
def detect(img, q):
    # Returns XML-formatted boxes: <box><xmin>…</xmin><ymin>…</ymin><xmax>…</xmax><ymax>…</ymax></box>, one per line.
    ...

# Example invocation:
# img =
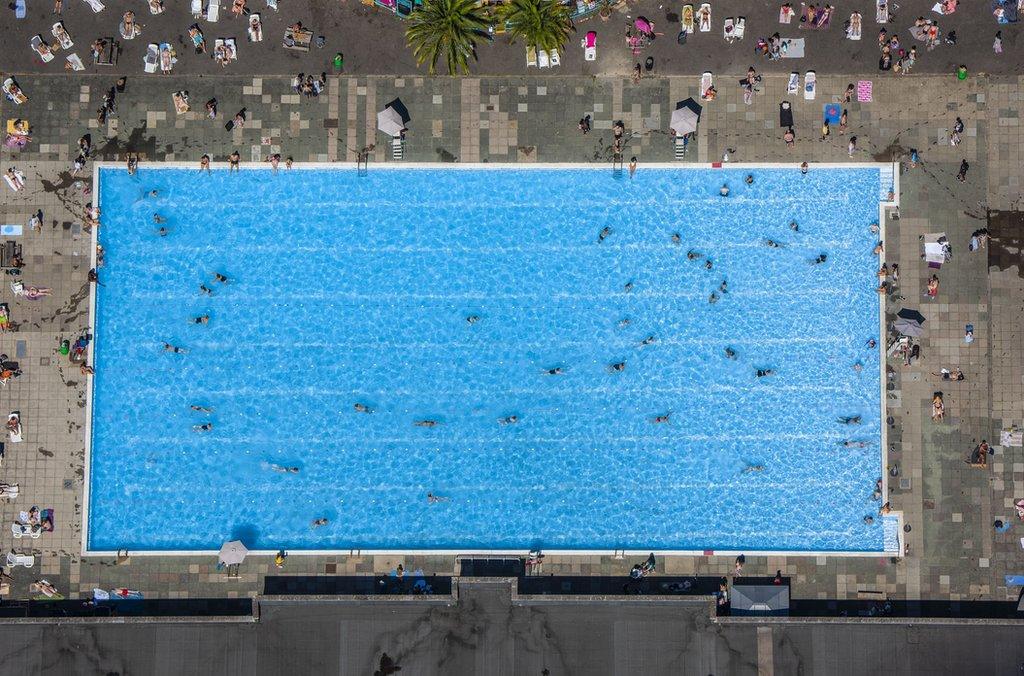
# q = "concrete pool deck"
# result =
<box><xmin>0</xmin><ymin>71</ymin><xmax>1018</xmax><ymax>603</ymax></box>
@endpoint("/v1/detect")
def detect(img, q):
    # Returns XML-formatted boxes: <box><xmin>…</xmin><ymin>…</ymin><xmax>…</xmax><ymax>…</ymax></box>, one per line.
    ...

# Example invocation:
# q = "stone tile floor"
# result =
<box><xmin>1</xmin><ymin>71</ymin><xmax>1022</xmax><ymax>602</ymax></box>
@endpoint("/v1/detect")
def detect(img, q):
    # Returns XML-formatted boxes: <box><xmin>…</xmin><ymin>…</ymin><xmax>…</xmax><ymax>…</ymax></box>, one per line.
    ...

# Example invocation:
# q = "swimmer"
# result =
<box><xmin>744</xmin><ymin>174</ymin><xmax>754</xmax><ymax>185</ymax></box>
<box><xmin>863</xmin><ymin>515</ymin><xmax>874</xmax><ymax>525</ymax></box>
<box><xmin>153</xmin><ymin>214</ymin><xmax>166</xmax><ymax>224</ymax></box>
<box><xmin>686</xmin><ymin>250</ymin><xmax>704</xmax><ymax>261</ymax></box>
<box><xmin>157</xmin><ymin>227</ymin><xmax>169</xmax><ymax>237</ymax></box>
<box><xmin>866</xmin><ymin>338</ymin><xmax>877</xmax><ymax>348</ymax></box>
<box><xmin>498</xmin><ymin>415</ymin><xmax>518</xmax><ymax>425</ymax></box>
<box><xmin>147</xmin><ymin>189</ymin><xmax>158</xmax><ymax>198</ymax></box>
<box><xmin>789</xmin><ymin>221</ymin><xmax>799</xmax><ymax>232</ymax></box>
<box><xmin>709</xmin><ymin>292</ymin><xmax>719</xmax><ymax>304</ymax></box>
<box><xmin>163</xmin><ymin>342</ymin><xmax>187</xmax><ymax>354</ymax></box>
<box><xmin>271</xmin><ymin>464</ymin><xmax>300</xmax><ymax>473</ymax></box>
<box><xmin>671</xmin><ymin>232</ymin><xmax>681</xmax><ymax>246</ymax></box>
<box><xmin>719</xmin><ymin>280</ymin><xmax>728</xmax><ymax>294</ymax></box>
<box><xmin>837</xmin><ymin>416</ymin><xmax>862</xmax><ymax>425</ymax></box>
<box><xmin>465</xmin><ymin>315</ymin><xmax>481</xmax><ymax>325</ymax></box>
<box><xmin>199</xmin><ymin>285</ymin><xmax>213</xmax><ymax>296</ymax></box>
<box><xmin>755</xmin><ymin>368</ymin><xmax>775</xmax><ymax>377</ymax></box>
<box><xmin>852</xmin><ymin>362</ymin><xmax>863</xmax><ymax>372</ymax></box>
<box><xmin>720</xmin><ymin>184</ymin><xmax>730</xmax><ymax>197</ymax></box>
<box><xmin>800</xmin><ymin>161</ymin><xmax>809</xmax><ymax>174</ymax></box>
<box><xmin>704</xmin><ymin>260</ymin><xmax>713</xmax><ymax>270</ymax></box>
<box><xmin>190</xmin><ymin>405</ymin><xmax>213</xmax><ymax>413</ymax></box>
<box><xmin>311</xmin><ymin>518</ymin><xmax>329</xmax><ymax>527</ymax></box>
<box><xmin>839</xmin><ymin>440</ymin><xmax>869</xmax><ymax>448</ymax></box>
<box><xmin>652</xmin><ymin>413</ymin><xmax>671</xmax><ymax>424</ymax></box>
<box><xmin>638</xmin><ymin>335</ymin><xmax>656</xmax><ymax>347</ymax></box>
<box><xmin>200</xmin><ymin>154</ymin><xmax>211</xmax><ymax>172</ymax></box>
<box><xmin>742</xmin><ymin>464</ymin><xmax>765</xmax><ymax>473</ymax></box>
<box><xmin>623</xmin><ymin>281</ymin><xmax>634</xmax><ymax>293</ymax></box>
<box><xmin>765</xmin><ymin>239</ymin><xmax>782</xmax><ymax>248</ymax></box>
<box><xmin>543</xmin><ymin>367</ymin><xmax>564</xmax><ymax>376</ymax></box>
<box><xmin>354</xmin><ymin>403</ymin><xmax>373</xmax><ymax>413</ymax></box>
<box><xmin>213</xmin><ymin>273</ymin><xmax>229</xmax><ymax>284</ymax></box>
<box><xmin>608</xmin><ymin>361</ymin><xmax>626</xmax><ymax>373</ymax></box>
<box><xmin>724</xmin><ymin>347</ymin><xmax>737</xmax><ymax>360</ymax></box>
<box><xmin>810</xmin><ymin>253</ymin><xmax>827</xmax><ymax>265</ymax></box>
<box><xmin>414</xmin><ymin>419</ymin><xmax>438</xmax><ymax>427</ymax></box>
<box><xmin>617</xmin><ymin>318</ymin><xmax>631</xmax><ymax>328</ymax></box>
<box><xmin>598</xmin><ymin>226</ymin><xmax>612</xmax><ymax>243</ymax></box>
<box><xmin>192</xmin><ymin>423</ymin><xmax>212</xmax><ymax>432</ymax></box>
<box><xmin>427</xmin><ymin>493</ymin><xmax>450</xmax><ymax>503</ymax></box>
<box><xmin>192</xmin><ymin>315</ymin><xmax>210</xmax><ymax>324</ymax></box>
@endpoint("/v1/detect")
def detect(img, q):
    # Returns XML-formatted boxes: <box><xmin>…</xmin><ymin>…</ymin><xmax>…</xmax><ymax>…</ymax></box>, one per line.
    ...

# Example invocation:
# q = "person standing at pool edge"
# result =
<box><xmin>629</xmin><ymin>157</ymin><xmax>637</xmax><ymax>179</ymax></box>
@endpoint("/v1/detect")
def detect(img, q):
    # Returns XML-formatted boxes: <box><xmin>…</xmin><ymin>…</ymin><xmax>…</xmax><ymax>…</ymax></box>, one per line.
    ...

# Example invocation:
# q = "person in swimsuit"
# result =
<box><xmin>498</xmin><ymin>415</ymin><xmax>518</xmax><ymax>425</ymax></box>
<box><xmin>192</xmin><ymin>315</ymin><xmax>210</xmax><ymax>324</ymax></box>
<box><xmin>837</xmin><ymin>415</ymin><xmax>861</xmax><ymax>424</ymax></box>
<box><xmin>199</xmin><ymin>285</ymin><xmax>213</xmax><ymax>296</ymax></box>
<box><xmin>652</xmin><ymin>413</ymin><xmax>671</xmax><ymax>424</ymax></box>
<box><xmin>193</xmin><ymin>423</ymin><xmax>212</xmax><ymax>431</ymax></box>
<box><xmin>214</xmin><ymin>273</ymin><xmax>229</xmax><ymax>284</ymax></box>
<box><xmin>543</xmin><ymin>367</ymin><xmax>564</xmax><ymax>375</ymax></box>
<box><xmin>755</xmin><ymin>368</ymin><xmax>775</xmax><ymax>377</ymax></box>
<box><xmin>598</xmin><ymin>226</ymin><xmax>612</xmax><ymax>243</ymax></box>
<box><xmin>724</xmin><ymin>347</ymin><xmax>737</xmax><ymax>359</ymax></box>
<box><xmin>190</xmin><ymin>405</ymin><xmax>213</xmax><ymax>413</ymax></box>
<box><xmin>163</xmin><ymin>342</ymin><xmax>187</xmax><ymax>353</ymax></box>
<box><xmin>608</xmin><ymin>361</ymin><xmax>626</xmax><ymax>373</ymax></box>
<box><xmin>354</xmin><ymin>403</ymin><xmax>373</xmax><ymax>413</ymax></box>
<box><xmin>414</xmin><ymin>420</ymin><xmax>438</xmax><ymax>427</ymax></box>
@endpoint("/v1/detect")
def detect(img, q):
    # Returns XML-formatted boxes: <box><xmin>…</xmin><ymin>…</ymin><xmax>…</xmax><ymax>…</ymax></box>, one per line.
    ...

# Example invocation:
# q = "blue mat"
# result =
<box><xmin>823</xmin><ymin>104</ymin><xmax>841</xmax><ymax>124</ymax></box>
<box><xmin>1005</xmin><ymin>575</ymin><xmax>1024</xmax><ymax>586</ymax></box>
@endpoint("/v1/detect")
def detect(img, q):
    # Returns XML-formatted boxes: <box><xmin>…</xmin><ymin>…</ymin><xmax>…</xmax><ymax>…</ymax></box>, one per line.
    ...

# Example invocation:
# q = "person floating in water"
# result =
<box><xmin>163</xmin><ymin>342</ymin><xmax>187</xmax><ymax>354</ymax></box>
<box><xmin>414</xmin><ymin>419</ymin><xmax>438</xmax><ymax>427</ymax></box>
<box><xmin>719</xmin><ymin>280</ymin><xmax>728</xmax><ymax>294</ymax></box>
<box><xmin>765</xmin><ymin>239</ymin><xmax>783</xmax><ymax>248</ymax></box>
<box><xmin>837</xmin><ymin>415</ymin><xmax>862</xmax><ymax>425</ymax></box>
<box><xmin>354</xmin><ymin>403</ymin><xmax>373</xmax><ymax>413</ymax></box>
<box><xmin>192</xmin><ymin>423</ymin><xmax>212</xmax><ymax>432</ymax></box>
<box><xmin>724</xmin><ymin>347</ymin><xmax>737</xmax><ymax>360</ymax></box>
<box><xmin>465</xmin><ymin>315</ymin><xmax>480</xmax><ymax>325</ymax></box>
<box><xmin>852</xmin><ymin>362</ymin><xmax>863</xmax><ymax>372</ymax></box>
<box><xmin>671</xmin><ymin>233</ymin><xmax>681</xmax><ymax>246</ymax></box>
<box><xmin>652</xmin><ymin>413</ymin><xmax>671</xmax><ymax>424</ymax></box>
<box><xmin>598</xmin><ymin>226</ymin><xmax>612</xmax><ymax>243</ymax></box>
<box><xmin>213</xmin><ymin>273</ymin><xmax>229</xmax><ymax>284</ymax></box>
<box><xmin>638</xmin><ymin>335</ymin><xmax>656</xmax><ymax>347</ymax></box>
<box><xmin>720</xmin><ymin>184</ymin><xmax>730</xmax><ymax>197</ymax></box>
<box><xmin>623</xmin><ymin>281</ymin><xmax>634</xmax><ymax>293</ymax></box>
<box><xmin>709</xmin><ymin>292</ymin><xmax>719</xmax><ymax>304</ymax></box>
<box><xmin>190</xmin><ymin>405</ymin><xmax>213</xmax><ymax>413</ymax></box>
<box><xmin>199</xmin><ymin>285</ymin><xmax>213</xmax><ymax>296</ymax></box>
<box><xmin>810</xmin><ymin>253</ymin><xmax>828</xmax><ymax>265</ymax></box>
<box><xmin>153</xmin><ymin>213</ymin><xmax>166</xmax><ymax>224</ymax></box>
<box><xmin>686</xmin><ymin>250</ymin><xmax>704</xmax><ymax>261</ymax></box>
<box><xmin>789</xmin><ymin>221</ymin><xmax>799</xmax><ymax>231</ymax></box>
<box><xmin>311</xmin><ymin>518</ymin><xmax>329</xmax><ymax>527</ymax></box>
<box><xmin>755</xmin><ymin>368</ymin><xmax>775</xmax><ymax>377</ymax></box>
<box><xmin>427</xmin><ymin>493</ymin><xmax>450</xmax><ymax>503</ymax></box>
<box><xmin>271</xmin><ymin>464</ymin><xmax>299</xmax><ymax>473</ymax></box>
<box><xmin>543</xmin><ymin>367</ymin><xmax>564</xmax><ymax>376</ymax></box>
<box><xmin>608</xmin><ymin>361</ymin><xmax>626</xmax><ymax>373</ymax></box>
<box><xmin>866</xmin><ymin>338</ymin><xmax>877</xmax><ymax>348</ymax></box>
<box><xmin>704</xmin><ymin>260</ymin><xmax>713</xmax><ymax>270</ymax></box>
<box><xmin>498</xmin><ymin>415</ymin><xmax>518</xmax><ymax>425</ymax></box>
<box><xmin>839</xmin><ymin>440</ymin><xmax>869</xmax><ymax>448</ymax></box>
<box><xmin>742</xmin><ymin>464</ymin><xmax>764</xmax><ymax>473</ymax></box>
<box><xmin>192</xmin><ymin>315</ymin><xmax>210</xmax><ymax>324</ymax></box>
<box><xmin>157</xmin><ymin>227</ymin><xmax>170</xmax><ymax>237</ymax></box>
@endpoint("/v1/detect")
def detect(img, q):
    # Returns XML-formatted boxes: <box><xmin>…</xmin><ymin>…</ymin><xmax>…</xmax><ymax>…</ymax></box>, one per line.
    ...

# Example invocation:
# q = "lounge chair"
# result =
<box><xmin>6</xmin><ymin>551</ymin><xmax>34</xmax><ymax>568</ymax></box>
<box><xmin>11</xmin><ymin>523</ymin><xmax>39</xmax><ymax>539</ymax></box>
<box><xmin>787</xmin><ymin>71</ymin><xmax>799</xmax><ymax>93</ymax></box>
<box><xmin>847</xmin><ymin>12</ymin><xmax>862</xmax><ymax>39</ymax></box>
<box><xmin>876</xmin><ymin>0</ymin><xmax>888</xmax><ymax>23</ymax></box>
<box><xmin>283</xmin><ymin>27</ymin><xmax>312</xmax><ymax>51</ymax></box>
<box><xmin>207</xmin><ymin>0</ymin><xmax>220</xmax><ymax>22</ymax></box>
<box><xmin>583</xmin><ymin>31</ymin><xmax>597</xmax><ymax>60</ymax></box>
<box><xmin>159</xmin><ymin>43</ymin><xmax>175</xmax><ymax>73</ymax></box>
<box><xmin>549</xmin><ymin>48</ymin><xmax>560</xmax><ymax>66</ymax></box>
<box><xmin>173</xmin><ymin>91</ymin><xmax>190</xmax><ymax>114</ymax></box>
<box><xmin>52</xmin><ymin>23</ymin><xmax>74</xmax><ymax>49</ymax></box>
<box><xmin>723</xmin><ymin>17</ymin><xmax>734</xmax><ymax>41</ymax></box>
<box><xmin>189</xmin><ymin>24</ymin><xmax>206</xmax><ymax>52</ymax></box>
<box><xmin>3</xmin><ymin>170</ymin><xmax>25</xmax><ymax>191</ymax></box>
<box><xmin>526</xmin><ymin>45</ymin><xmax>537</xmax><ymax>67</ymax></box>
<box><xmin>779</xmin><ymin>101</ymin><xmax>794</xmax><ymax>128</ymax></box>
<box><xmin>191</xmin><ymin>0</ymin><xmax>202</xmax><ymax>17</ymax></box>
<box><xmin>804</xmin><ymin>70</ymin><xmax>816</xmax><ymax>100</ymax></box>
<box><xmin>698</xmin><ymin>3</ymin><xmax>712</xmax><ymax>32</ymax></box>
<box><xmin>682</xmin><ymin>4</ymin><xmax>694</xmax><ymax>33</ymax></box>
<box><xmin>266</xmin><ymin>0</ymin><xmax>277</xmax><ymax>10</ymax></box>
<box><xmin>0</xmin><ymin>483</ymin><xmax>18</xmax><ymax>500</ymax></box>
<box><xmin>7</xmin><ymin>413</ymin><xmax>21</xmax><ymax>442</ymax></box>
<box><xmin>14</xmin><ymin>0</ymin><xmax>25</xmax><ymax>18</ymax></box>
<box><xmin>143</xmin><ymin>43</ymin><xmax>159</xmax><ymax>73</ymax></box>
<box><xmin>94</xmin><ymin>37</ymin><xmax>118</xmax><ymax>65</ymax></box>
<box><xmin>538</xmin><ymin>49</ymin><xmax>550</xmax><ymax>68</ymax></box>
<box><xmin>248</xmin><ymin>14</ymin><xmax>263</xmax><ymax>42</ymax></box>
<box><xmin>735</xmin><ymin>16</ymin><xmax>745</xmax><ymax>39</ymax></box>
<box><xmin>699</xmin><ymin>71</ymin><xmax>714</xmax><ymax>101</ymax></box>
<box><xmin>30</xmin><ymin>36</ymin><xmax>55</xmax><ymax>63</ymax></box>
<box><xmin>779</xmin><ymin>3</ymin><xmax>794</xmax><ymax>23</ymax></box>
<box><xmin>3</xmin><ymin>79</ymin><xmax>28</xmax><ymax>105</ymax></box>
<box><xmin>81</xmin><ymin>0</ymin><xmax>105</xmax><ymax>12</ymax></box>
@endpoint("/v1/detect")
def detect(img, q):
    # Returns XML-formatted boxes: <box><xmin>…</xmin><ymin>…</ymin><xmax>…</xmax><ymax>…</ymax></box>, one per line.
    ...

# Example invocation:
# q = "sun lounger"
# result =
<box><xmin>82</xmin><ymin>0</ymin><xmax>105</xmax><ymax>12</ymax></box>
<box><xmin>248</xmin><ymin>14</ymin><xmax>263</xmax><ymax>41</ymax></box>
<box><xmin>3</xmin><ymin>170</ymin><xmax>25</xmax><ymax>192</ymax></box>
<box><xmin>189</xmin><ymin>25</ymin><xmax>206</xmax><ymax>52</ymax></box>
<box><xmin>682</xmin><ymin>4</ymin><xmax>694</xmax><ymax>33</ymax></box>
<box><xmin>14</xmin><ymin>0</ymin><xmax>25</xmax><ymax>18</ymax></box>
<box><xmin>0</xmin><ymin>483</ymin><xmax>18</xmax><ymax>500</ymax></box>
<box><xmin>735</xmin><ymin>16</ymin><xmax>745</xmax><ymax>39</ymax></box>
<box><xmin>700</xmin><ymin>71</ymin><xmax>714</xmax><ymax>100</ymax></box>
<box><xmin>538</xmin><ymin>49</ymin><xmax>550</xmax><ymax>68</ymax></box>
<box><xmin>207</xmin><ymin>0</ymin><xmax>220</xmax><ymax>22</ymax></box>
<box><xmin>191</xmin><ymin>0</ymin><xmax>202</xmax><ymax>17</ymax></box>
<box><xmin>723</xmin><ymin>17</ymin><xmax>734</xmax><ymax>41</ymax></box>
<box><xmin>52</xmin><ymin>23</ymin><xmax>74</xmax><ymax>49</ymax></box>
<box><xmin>847</xmin><ymin>12</ymin><xmax>862</xmax><ymax>39</ymax></box>
<box><xmin>148</xmin><ymin>0</ymin><xmax>164</xmax><ymax>13</ymax></box>
<box><xmin>11</xmin><ymin>523</ymin><xmax>39</xmax><ymax>538</ymax></box>
<box><xmin>698</xmin><ymin>3</ymin><xmax>711</xmax><ymax>31</ymax></box>
<box><xmin>95</xmin><ymin>37</ymin><xmax>118</xmax><ymax>65</ymax></box>
<box><xmin>876</xmin><ymin>0</ymin><xmax>888</xmax><ymax>23</ymax></box>
<box><xmin>173</xmin><ymin>91</ymin><xmax>190</xmax><ymax>114</ymax></box>
<box><xmin>3</xmin><ymin>79</ymin><xmax>27</xmax><ymax>105</ymax></box>
<box><xmin>159</xmin><ymin>43</ymin><xmax>175</xmax><ymax>73</ymax></box>
<box><xmin>283</xmin><ymin>27</ymin><xmax>312</xmax><ymax>51</ymax></box>
<box><xmin>30</xmin><ymin>36</ymin><xmax>55</xmax><ymax>63</ymax></box>
<box><xmin>266</xmin><ymin>0</ymin><xmax>277</xmax><ymax>10</ymax></box>
<box><xmin>144</xmin><ymin>43</ymin><xmax>159</xmax><ymax>72</ymax></box>
<box><xmin>787</xmin><ymin>71</ymin><xmax>799</xmax><ymax>93</ymax></box>
<box><xmin>6</xmin><ymin>551</ymin><xmax>33</xmax><ymax>568</ymax></box>
<box><xmin>779</xmin><ymin>3</ymin><xmax>793</xmax><ymax>23</ymax></box>
<box><xmin>583</xmin><ymin>31</ymin><xmax>597</xmax><ymax>60</ymax></box>
<box><xmin>803</xmin><ymin>70</ymin><xmax>816</xmax><ymax>100</ymax></box>
<box><xmin>549</xmin><ymin>48</ymin><xmax>560</xmax><ymax>66</ymax></box>
<box><xmin>65</xmin><ymin>54</ymin><xmax>84</xmax><ymax>70</ymax></box>
<box><xmin>526</xmin><ymin>45</ymin><xmax>537</xmax><ymax>67</ymax></box>
<box><xmin>7</xmin><ymin>413</ymin><xmax>21</xmax><ymax>442</ymax></box>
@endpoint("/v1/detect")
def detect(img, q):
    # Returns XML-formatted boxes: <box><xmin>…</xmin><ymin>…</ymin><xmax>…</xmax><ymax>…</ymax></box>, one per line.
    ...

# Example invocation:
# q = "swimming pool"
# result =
<box><xmin>87</xmin><ymin>164</ymin><xmax>891</xmax><ymax>553</ymax></box>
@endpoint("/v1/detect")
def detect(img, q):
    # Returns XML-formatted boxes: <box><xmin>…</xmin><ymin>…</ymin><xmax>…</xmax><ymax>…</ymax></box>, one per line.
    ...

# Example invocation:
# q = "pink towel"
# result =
<box><xmin>857</xmin><ymin>80</ymin><xmax>872</xmax><ymax>102</ymax></box>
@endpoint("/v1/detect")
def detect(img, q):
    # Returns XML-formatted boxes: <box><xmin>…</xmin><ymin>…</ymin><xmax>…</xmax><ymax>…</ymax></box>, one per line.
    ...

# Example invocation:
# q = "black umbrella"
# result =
<box><xmin>896</xmin><ymin>308</ymin><xmax>926</xmax><ymax>324</ymax></box>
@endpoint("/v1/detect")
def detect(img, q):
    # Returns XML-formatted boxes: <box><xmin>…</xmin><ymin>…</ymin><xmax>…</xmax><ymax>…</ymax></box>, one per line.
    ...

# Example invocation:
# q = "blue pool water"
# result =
<box><xmin>89</xmin><ymin>166</ymin><xmax>884</xmax><ymax>552</ymax></box>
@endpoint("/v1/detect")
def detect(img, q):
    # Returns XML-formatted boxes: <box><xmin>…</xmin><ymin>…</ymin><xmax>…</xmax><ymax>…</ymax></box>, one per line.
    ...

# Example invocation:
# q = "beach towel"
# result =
<box><xmin>787</xmin><ymin>71</ymin><xmax>799</xmax><ymax>93</ymax></box>
<box><xmin>780</xmin><ymin>38</ymin><xmax>804</xmax><ymax>57</ymax></box>
<box><xmin>1001</xmin><ymin>429</ymin><xmax>1024</xmax><ymax>447</ymax></box>
<box><xmin>41</xmin><ymin>508</ymin><xmax>54</xmax><ymax>531</ymax></box>
<box><xmin>66</xmin><ymin>53</ymin><xmax>85</xmax><ymax>71</ymax></box>
<box><xmin>857</xmin><ymin>80</ymin><xmax>873</xmax><ymax>102</ymax></box>
<box><xmin>803</xmin><ymin>70</ymin><xmax>816</xmax><ymax>100</ymax></box>
<box><xmin>779</xmin><ymin>101</ymin><xmax>794</xmax><ymax>127</ymax></box>
<box><xmin>698</xmin><ymin>4</ymin><xmax>712</xmax><ymax>32</ymax></box>
<box><xmin>824</xmin><ymin>103</ymin><xmax>841</xmax><ymax>123</ymax></box>
<box><xmin>779</xmin><ymin>4</ymin><xmax>793</xmax><ymax>23</ymax></box>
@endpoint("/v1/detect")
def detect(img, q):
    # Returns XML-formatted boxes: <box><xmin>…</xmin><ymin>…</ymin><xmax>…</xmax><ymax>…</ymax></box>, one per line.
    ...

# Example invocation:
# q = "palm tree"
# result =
<box><xmin>501</xmin><ymin>0</ymin><xmax>574</xmax><ymax>53</ymax></box>
<box><xmin>405</xmin><ymin>0</ymin><xmax>490</xmax><ymax>76</ymax></box>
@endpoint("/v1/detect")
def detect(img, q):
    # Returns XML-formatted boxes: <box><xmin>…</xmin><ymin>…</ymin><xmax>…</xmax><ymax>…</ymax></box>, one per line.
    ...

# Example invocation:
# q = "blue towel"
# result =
<box><xmin>1005</xmin><ymin>575</ymin><xmax>1024</xmax><ymax>586</ymax></box>
<box><xmin>15</xmin><ymin>0</ymin><xmax>26</xmax><ymax>18</ymax></box>
<box><xmin>823</xmin><ymin>104</ymin><xmax>841</xmax><ymax>124</ymax></box>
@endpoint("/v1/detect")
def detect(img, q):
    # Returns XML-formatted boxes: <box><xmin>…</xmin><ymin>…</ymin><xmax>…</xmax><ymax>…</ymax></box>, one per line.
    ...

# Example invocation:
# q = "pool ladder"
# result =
<box><xmin>357</xmin><ymin>152</ymin><xmax>370</xmax><ymax>177</ymax></box>
<box><xmin>612</xmin><ymin>152</ymin><xmax>624</xmax><ymax>178</ymax></box>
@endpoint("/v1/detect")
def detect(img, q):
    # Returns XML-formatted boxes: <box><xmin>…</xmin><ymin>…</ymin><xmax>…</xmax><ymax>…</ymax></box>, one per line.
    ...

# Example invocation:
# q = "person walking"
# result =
<box><xmin>848</xmin><ymin>136</ymin><xmax>857</xmax><ymax>157</ymax></box>
<box><xmin>957</xmin><ymin>159</ymin><xmax>969</xmax><ymax>182</ymax></box>
<box><xmin>994</xmin><ymin>31</ymin><xmax>1003</xmax><ymax>54</ymax></box>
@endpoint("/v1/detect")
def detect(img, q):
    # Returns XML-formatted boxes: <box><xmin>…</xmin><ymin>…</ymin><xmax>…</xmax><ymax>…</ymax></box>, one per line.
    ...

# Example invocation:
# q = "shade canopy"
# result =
<box><xmin>218</xmin><ymin>540</ymin><xmax>249</xmax><ymax>565</ymax></box>
<box><xmin>670</xmin><ymin>98</ymin><xmax>702</xmax><ymax>134</ymax></box>
<box><xmin>731</xmin><ymin>584</ymin><xmax>790</xmax><ymax>615</ymax></box>
<box><xmin>894</xmin><ymin>317</ymin><xmax>924</xmax><ymax>337</ymax></box>
<box><xmin>377</xmin><ymin>107</ymin><xmax>405</xmax><ymax>137</ymax></box>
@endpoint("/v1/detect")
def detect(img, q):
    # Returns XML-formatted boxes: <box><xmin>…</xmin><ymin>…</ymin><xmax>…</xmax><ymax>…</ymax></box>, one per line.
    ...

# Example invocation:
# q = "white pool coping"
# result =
<box><xmin>83</xmin><ymin>161</ymin><xmax>902</xmax><ymax>559</ymax></box>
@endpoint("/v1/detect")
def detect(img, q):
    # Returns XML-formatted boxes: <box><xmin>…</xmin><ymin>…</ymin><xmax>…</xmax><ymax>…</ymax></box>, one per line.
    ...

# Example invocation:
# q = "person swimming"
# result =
<box><xmin>866</xmin><ymin>338</ymin><xmax>877</xmax><ymax>348</ymax></box>
<box><xmin>652</xmin><ymin>413</ymin><xmax>671</xmax><ymax>424</ymax></box>
<box><xmin>704</xmin><ymin>260</ymin><xmax>713</xmax><ymax>270</ymax></box>
<box><xmin>686</xmin><ymin>250</ymin><xmax>704</xmax><ymax>261</ymax></box>
<box><xmin>623</xmin><ymin>281</ymin><xmax>634</xmax><ymax>293</ymax></box>
<box><xmin>190</xmin><ymin>405</ymin><xmax>213</xmax><ymax>413</ymax></box>
<box><xmin>765</xmin><ymin>239</ymin><xmax>782</xmax><ymax>248</ymax></box>
<box><xmin>465</xmin><ymin>315</ymin><xmax>481</xmax><ymax>325</ymax></box>
<box><xmin>598</xmin><ymin>226</ymin><xmax>612</xmax><ymax>243</ymax></box>
<box><xmin>837</xmin><ymin>416</ymin><xmax>862</xmax><ymax>425</ymax></box>
<box><xmin>193</xmin><ymin>423</ymin><xmax>212</xmax><ymax>432</ymax></box>
<box><xmin>789</xmin><ymin>221</ymin><xmax>799</xmax><ymax>231</ymax></box>
<box><xmin>744</xmin><ymin>174</ymin><xmax>754</xmax><ymax>185</ymax></box>
<box><xmin>213</xmin><ymin>273</ymin><xmax>229</xmax><ymax>283</ymax></box>
<box><xmin>311</xmin><ymin>518</ymin><xmax>329</xmax><ymax>527</ymax></box>
<box><xmin>755</xmin><ymin>368</ymin><xmax>775</xmax><ymax>377</ymax></box>
<box><xmin>163</xmin><ymin>342</ymin><xmax>187</xmax><ymax>354</ymax></box>
<box><xmin>608</xmin><ymin>361</ymin><xmax>626</xmax><ymax>373</ymax></box>
<box><xmin>709</xmin><ymin>292</ymin><xmax>719</xmax><ymax>304</ymax></box>
<box><xmin>153</xmin><ymin>213</ymin><xmax>166</xmax><ymax>224</ymax></box>
<box><xmin>638</xmin><ymin>335</ymin><xmax>656</xmax><ymax>347</ymax></box>
<box><xmin>724</xmin><ymin>347</ymin><xmax>737</xmax><ymax>360</ymax></box>
<box><xmin>671</xmin><ymin>233</ymin><xmax>681</xmax><ymax>246</ymax></box>
<box><xmin>414</xmin><ymin>420</ymin><xmax>438</xmax><ymax>427</ymax></box>
<box><xmin>617</xmin><ymin>318</ymin><xmax>631</xmax><ymax>328</ymax></box>
<box><xmin>852</xmin><ymin>362</ymin><xmax>863</xmax><ymax>372</ymax></box>
<box><xmin>354</xmin><ymin>403</ymin><xmax>373</xmax><ymax>413</ymax></box>
<box><xmin>839</xmin><ymin>440</ymin><xmax>869</xmax><ymax>448</ymax></box>
<box><xmin>498</xmin><ymin>415</ymin><xmax>518</xmax><ymax>425</ymax></box>
<box><xmin>271</xmin><ymin>464</ymin><xmax>300</xmax><ymax>473</ymax></box>
<box><xmin>810</xmin><ymin>253</ymin><xmax>828</xmax><ymax>265</ymax></box>
<box><xmin>543</xmin><ymin>367</ymin><xmax>564</xmax><ymax>376</ymax></box>
<box><xmin>742</xmin><ymin>464</ymin><xmax>764</xmax><ymax>473</ymax></box>
<box><xmin>720</xmin><ymin>184</ymin><xmax>730</xmax><ymax>197</ymax></box>
<box><xmin>199</xmin><ymin>285</ymin><xmax>213</xmax><ymax>296</ymax></box>
<box><xmin>719</xmin><ymin>280</ymin><xmax>728</xmax><ymax>293</ymax></box>
<box><xmin>192</xmin><ymin>315</ymin><xmax>210</xmax><ymax>324</ymax></box>
<box><xmin>157</xmin><ymin>227</ymin><xmax>169</xmax><ymax>237</ymax></box>
<box><xmin>427</xmin><ymin>493</ymin><xmax>450</xmax><ymax>503</ymax></box>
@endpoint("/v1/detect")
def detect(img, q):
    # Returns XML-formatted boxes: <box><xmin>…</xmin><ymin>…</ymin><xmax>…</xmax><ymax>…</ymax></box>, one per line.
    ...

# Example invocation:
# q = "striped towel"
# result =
<box><xmin>857</xmin><ymin>80</ymin><xmax>873</xmax><ymax>102</ymax></box>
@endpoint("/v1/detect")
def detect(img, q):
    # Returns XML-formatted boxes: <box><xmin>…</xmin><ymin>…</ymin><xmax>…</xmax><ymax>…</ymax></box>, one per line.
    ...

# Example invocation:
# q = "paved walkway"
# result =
<box><xmin>1</xmin><ymin>70</ymin><xmax>1023</xmax><ymax>604</ymax></box>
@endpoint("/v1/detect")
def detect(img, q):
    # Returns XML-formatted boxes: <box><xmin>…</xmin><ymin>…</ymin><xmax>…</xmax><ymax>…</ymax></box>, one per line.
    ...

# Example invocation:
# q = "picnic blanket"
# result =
<box><xmin>857</xmin><ymin>80</ymin><xmax>873</xmax><ymax>102</ymax></box>
<box><xmin>1001</xmin><ymin>429</ymin><xmax>1023</xmax><ymax>447</ymax></box>
<box><xmin>779</xmin><ymin>38</ymin><xmax>804</xmax><ymax>58</ymax></box>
